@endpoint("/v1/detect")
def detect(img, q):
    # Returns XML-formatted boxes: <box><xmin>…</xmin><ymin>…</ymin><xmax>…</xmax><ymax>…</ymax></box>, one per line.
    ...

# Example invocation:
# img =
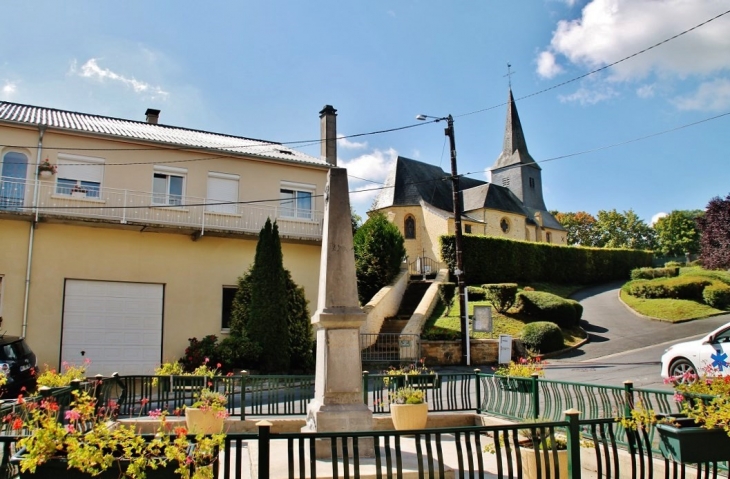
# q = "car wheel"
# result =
<box><xmin>669</xmin><ymin>358</ymin><xmax>697</xmax><ymax>383</ymax></box>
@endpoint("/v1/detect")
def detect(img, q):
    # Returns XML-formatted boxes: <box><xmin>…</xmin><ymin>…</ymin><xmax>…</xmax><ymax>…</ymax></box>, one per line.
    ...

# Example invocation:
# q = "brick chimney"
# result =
<box><xmin>319</xmin><ymin>105</ymin><xmax>337</xmax><ymax>166</ymax></box>
<box><xmin>145</xmin><ymin>108</ymin><xmax>161</xmax><ymax>124</ymax></box>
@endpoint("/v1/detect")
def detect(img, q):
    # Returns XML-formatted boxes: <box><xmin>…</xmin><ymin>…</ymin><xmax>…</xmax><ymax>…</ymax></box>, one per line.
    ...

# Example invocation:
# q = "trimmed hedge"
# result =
<box><xmin>515</xmin><ymin>291</ymin><xmax>580</xmax><ymax>328</ymax></box>
<box><xmin>438</xmin><ymin>282</ymin><xmax>456</xmax><ymax>312</ymax></box>
<box><xmin>626</xmin><ymin>276</ymin><xmax>712</xmax><ymax>301</ymax></box>
<box><xmin>482</xmin><ymin>283</ymin><xmax>518</xmax><ymax>313</ymax></box>
<box><xmin>521</xmin><ymin>321</ymin><xmax>565</xmax><ymax>354</ymax></box>
<box><xmin>568</xmin><ymin>299</ymin><xmax>583</xmax><ymax>320</ymax></box>
<box><xmin>703</xmin><ymin>283</ymin><xmax>730</xmax><ymax>310</ymax></box>
<box><xmin>440</xmin><ymin>235</ymin><xmax>652</xmax><ymax>285</ymax></box>
<box><xmin>467</xmin><ymin>286</ymin><xmax>486</xmax><ymax>301</ymax></box>
<box><xmin>630</xmin><ymin>267</ymin><xmax>679</xmax><ymax>280</ymax></box>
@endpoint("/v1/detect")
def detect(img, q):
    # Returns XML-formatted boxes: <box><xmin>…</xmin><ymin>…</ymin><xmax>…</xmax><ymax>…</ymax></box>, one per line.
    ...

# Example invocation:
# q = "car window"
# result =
<box><xmin>0</xmin><ymin>344</ymin><xmax>18</xmax><ymax>361</ymax></box>
<box><xmin>714</xmin><ymin>330</ymin><xmax>730</xmax><ymax>343</ymax></box>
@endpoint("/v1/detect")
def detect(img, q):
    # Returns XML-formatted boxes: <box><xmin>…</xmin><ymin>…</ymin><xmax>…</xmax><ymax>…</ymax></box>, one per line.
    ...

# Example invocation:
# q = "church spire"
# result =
<box><xmin>494</xmin><ymin>88</ymin><xmax>537</xmax><ymax>169</ymax></box>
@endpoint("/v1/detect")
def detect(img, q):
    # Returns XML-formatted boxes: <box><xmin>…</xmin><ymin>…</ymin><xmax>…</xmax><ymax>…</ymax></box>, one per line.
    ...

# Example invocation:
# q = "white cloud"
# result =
<box><xmin>542</xmin><ymin>0</ymin><xmax>730</xmax><ymax>82</ymax></box>
<box><xmin>673</xmin><ymin>78</ymin><xmax>730</xmax><ymax>111</ymax></box>
<box><xmin>536</xmin><ymin>51</ymin><xmax>564</xmax><ymax>79</ymax></box>
<box><xmin>651</xmin><ymin>212</ymin><xmax>668</xmax><ymax>225</ymax></box>
<box><xmin>1</xmin><ymin>81</ymin><xmax>17</xmax><ymax>99</ymax></box>
<box><xmin>337</xmin><ymin>135</ymin><xmax>368</xmax><ymax>150</ymax></box>
<box><xmin>74</xmin><ymin>58</ymin><xmax>169</xmax><ymax>100</ymax></box>
<box><xmin>636</xmin><ymin>84</ymin><xmax>656</xmax><ymax>98</ymax></box>
<box><xmin>340</xmin><ymin>148</ymin><xmax>398</xmax><ymax>216</ymax></box>
<box><xmin>559</xmin><ymin>85</ymin><xmax>618</xmax><ymax>105</ymax></box>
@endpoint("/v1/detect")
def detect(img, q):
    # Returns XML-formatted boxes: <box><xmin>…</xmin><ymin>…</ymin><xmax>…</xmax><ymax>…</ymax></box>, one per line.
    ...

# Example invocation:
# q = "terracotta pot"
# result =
<box><xmin>185</xmin><ymin>407</ymin><xmax>224</xmax><ymax>434</ymax></box>
<box><xmin>390</xmin><ymin>403</ymin><xmax>428</xmax><ymax>430</ymax></box>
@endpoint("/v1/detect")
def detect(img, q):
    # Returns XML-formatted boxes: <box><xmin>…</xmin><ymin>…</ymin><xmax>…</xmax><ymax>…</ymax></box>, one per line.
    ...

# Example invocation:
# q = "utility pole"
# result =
<box><xmin>444</xmin><ymin>115</ymin><xmax>468</xmax><ymax>366</ymax></box>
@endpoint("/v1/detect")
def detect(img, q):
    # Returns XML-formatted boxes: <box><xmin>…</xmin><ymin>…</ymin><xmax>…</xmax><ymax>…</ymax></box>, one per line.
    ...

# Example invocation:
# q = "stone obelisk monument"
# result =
<box><xmin>303</xmin><ymin>167</ymin><xmax>373</xmax><ymax>455</ymax></box>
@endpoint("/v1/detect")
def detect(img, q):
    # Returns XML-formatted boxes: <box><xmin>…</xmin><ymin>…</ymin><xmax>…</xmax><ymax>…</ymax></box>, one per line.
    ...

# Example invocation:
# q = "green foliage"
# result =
<box><xmin>680</xmin><ymin>266</ymin><xmax>730</xmax><ymax>285</ymax></box>
<box><xmin>482</xmin><ymin>283</ymin><xmax>518</xmax><ymax>313</ymax></box>
<box><xmin>664</xmin><ymin>261</ymin><xmax>684</xmax><ymax>268</ymax></box>
<box><xmin>179</xmin><ymin>335</ymin><xmax>221</xmax><ymax>372</ymax></box>
<box><xmin>515</xmin><ymin>291</ymin><xmax>579</xmax><ymax>328</ymax></box>
<box><xmin>703</xmin><ymin>283</ymin><xmax>730</xmax><ymax>310</ymax></box>
<box><xmin>625</xmin><ymin>276</ymin><xmax>713</xmax><ymax>301</ymax></box>
<box><xmin>439</xmin><ymin>234</ymin><xmax>652</xmax><ymax>286</ymax></box>
<box><xmin>553</xmin><ymin>211</ymin><xmax>600</xmax><ymax>246</ymax></box>
<box><xmin>568</xmin><ymin>299</ymin><xmax>583</xmax><ymax>320</ymax></box>
<box><xmin>697</xmin><ymin>194</ymin><xmax>730</xmax><ymax>270</ymax></box>
<box><xmin>594</xmin><ymin>209</ymin><xmax>656</xmax><ymax>250</ymax></box>
<box><xmin>438</xmin><ymin>282</ymin><xmax>456</xmax><ymax>314</ymax></box>
<box><xmin>351</xmin><ymin>207</ymin><xmax>362</xmax><ymax>236</ymax></box>
<box><xmin>466</xmin><ymin>285</ymin><xmax>486</xmax><ymax>301</ymax></box>
<box><xmin>521</xmin><ymin>322</ymin><xmax>564</xmax><ymax>354</ymax></box>
<box><xmin>354</xmin><ymin>212</ymin><xmax>406</xmax><ymax>304</ymax></box>
<box><xmin>247</xmin><ymin>219</ymin><xmax>290</xmax><ymax>372</ymax></box>
<box><xmin>630</xmin><ymin>267</ymin><xmax>679</xmax><ymax>280</ymax></box>
<box><xmin>653</xmin><ymin>210</ymin><xmax>702</xmax><ymax>256</ymax></box>
<box><xmin>285</xmin><ymin>270</ymin><xmax>315</xmax><ymax>372</ymax></box>
<box><xmin>217</xmin><ymin>334</ymin><xmax>261</xmax><ymax>370</ymax></box>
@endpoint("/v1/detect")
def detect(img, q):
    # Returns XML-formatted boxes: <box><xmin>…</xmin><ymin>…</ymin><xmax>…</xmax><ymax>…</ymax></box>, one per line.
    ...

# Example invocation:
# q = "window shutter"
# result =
<box><xmin>56</xmin><ymin>156</ymin><xmax>104</xmax><ymax>183</ymax></box>
<box><xmin>207</xmin><ymin>173</ymin><xmax>239</xmax><ymax>214</ymax></box>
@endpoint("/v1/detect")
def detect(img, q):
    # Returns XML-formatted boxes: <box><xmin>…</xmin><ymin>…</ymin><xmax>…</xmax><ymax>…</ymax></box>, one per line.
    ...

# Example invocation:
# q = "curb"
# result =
<box><xmin>616</xmin><ymin>289</ymin><xmax>729</xmax><ymax>324</ymax></box>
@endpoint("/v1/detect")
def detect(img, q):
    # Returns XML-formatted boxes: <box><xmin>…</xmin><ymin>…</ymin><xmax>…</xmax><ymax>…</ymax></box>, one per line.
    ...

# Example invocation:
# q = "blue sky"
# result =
<box><xmin>2</xmin><ymin>0</ymin><xmax>729</xmax><ymax>224</ymax></box>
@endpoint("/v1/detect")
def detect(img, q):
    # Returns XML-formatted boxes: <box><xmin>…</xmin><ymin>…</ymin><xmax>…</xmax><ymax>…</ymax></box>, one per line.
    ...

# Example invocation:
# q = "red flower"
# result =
<box><xmin>11</xmin><ymin>418</ymin><xmax>22</xmax><ymax>431</ymax></box>
<box><xmin>140</xmin><ymin>398</ymin><xmax>150</xmax><ymax>406</ymax></box>
<box><xmin>174</xmin><ymin>426</ymin><xmax>188</xmax><ymax>436</ymax></box>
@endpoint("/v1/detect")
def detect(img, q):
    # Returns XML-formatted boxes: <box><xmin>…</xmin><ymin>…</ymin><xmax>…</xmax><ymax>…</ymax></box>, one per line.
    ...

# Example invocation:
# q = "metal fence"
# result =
<box><xmin>360</xmin><ymin>333</ymin><xmax>421</xmax><ymax>363</ymax></box>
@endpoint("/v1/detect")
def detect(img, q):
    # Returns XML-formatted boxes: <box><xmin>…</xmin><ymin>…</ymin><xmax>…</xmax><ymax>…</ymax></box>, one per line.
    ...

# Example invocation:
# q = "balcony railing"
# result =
<box><xmin>0</xmin><ymin>176</ymin><xmax>323</xmax><ymax>240</ymax></box>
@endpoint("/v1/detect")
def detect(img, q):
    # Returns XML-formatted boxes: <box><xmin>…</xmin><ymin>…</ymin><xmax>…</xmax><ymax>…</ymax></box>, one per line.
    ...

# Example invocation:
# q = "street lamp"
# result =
<box><xmin>417</xmin><ymin>113</ymin><xmax>469</xmax><ymax>366</ymax></box>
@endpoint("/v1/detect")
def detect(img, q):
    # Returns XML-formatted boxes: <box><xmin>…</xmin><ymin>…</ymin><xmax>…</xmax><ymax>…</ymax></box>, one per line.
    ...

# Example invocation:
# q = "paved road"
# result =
<box><xmin>545</xmin><ymin>282</ymin><xmax>730</xmax><ymax>388</ymax></box>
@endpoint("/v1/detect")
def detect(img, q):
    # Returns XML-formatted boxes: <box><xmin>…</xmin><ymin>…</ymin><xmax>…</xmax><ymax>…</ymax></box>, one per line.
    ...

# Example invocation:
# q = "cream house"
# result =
<box><xmin>0</xmin><ymin>103</ymin><xmax>338</xmax><ymax>375</ymax></box>
<box><xmin>371</xmin><ymin>89</ymin><xmax>566</xmax><ymax>269</ymax></box>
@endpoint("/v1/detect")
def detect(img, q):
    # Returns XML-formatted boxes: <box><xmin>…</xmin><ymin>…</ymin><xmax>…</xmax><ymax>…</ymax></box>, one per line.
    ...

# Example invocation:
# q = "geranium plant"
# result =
<box><xmin>35</xmin><ymin>359</ymin><xmax>89</xmax><ymax>389</ymax></box>
<box><xmin>10</xmin><ymin>387</ymin><xmax>224</xmax><ymax>479</ymax></box>
<box><xmin>493</xmin><ymin>357</ymin><xmax>546</xmax><ymax>377</ymax></box>
<box><xmin>389</xmin><ymin>386</ymin><xmax>425</xmax><ymax>405</ymax></box>
<box><xmin>190</xmin><ymin>388</ymin><xmax>228</xmax><ymax>417</ymax></box>
<box><xmin>37</xmin><ymin>159</ymin><xmax>56</xmax><ymax>175</ymax></box>
<box><xmin>383</xmin><ymin>358</ymin><xmax>436</xmax><ymax>386</ymax></box>
<box><xmin>153</xmin><ymin>358</ymin><xmax>220</xmax><ymax>386</ymax></box>
<box><xmin>666</xmin><ymin>364</ymin><xmax>730</xmax><ymax>436</ymax></box>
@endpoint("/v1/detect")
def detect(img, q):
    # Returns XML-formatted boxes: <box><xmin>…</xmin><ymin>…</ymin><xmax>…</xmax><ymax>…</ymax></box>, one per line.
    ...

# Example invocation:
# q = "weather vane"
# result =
<box><xmin>503</xmin><ymin>63</ymin><xmax>516</xmax><ymax>88</ymax></box>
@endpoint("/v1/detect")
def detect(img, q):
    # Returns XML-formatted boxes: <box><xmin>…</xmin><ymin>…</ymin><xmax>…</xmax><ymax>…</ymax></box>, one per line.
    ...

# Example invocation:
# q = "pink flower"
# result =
<box><xmin>149</xmin><ymin>409</ymin><xmax>162</xmax><ymax>418</ymax></box>
<box><xmin>65</xmin><ymin>410</ymin><xmax>81</xmax><ymax>422</ymax></box>
<box><xmin>65</xmin><ymin>424</ymin><xmax>76</xmax><ymax>433</ymax></box>
<box><xmin>204</xmin><ymin>357</ymin><xmax>210</xmax><ymax>364</ymax></box>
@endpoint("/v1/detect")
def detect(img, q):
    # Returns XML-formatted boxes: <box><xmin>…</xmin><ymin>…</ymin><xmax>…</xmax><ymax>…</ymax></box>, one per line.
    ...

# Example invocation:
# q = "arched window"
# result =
<box><xmin>1</xmin><ymin>151</ymin><xmax>29</xmax><ymax>210</ymax></box>
<box><xmin>404</xmin><ymin>215</ymin><xmax>416</xmax><ymax>239</ymax></box>
<box><xmin>500</xmin><ymin>217</ymin><xmax>510</xmax><ymax>234</ymax></box>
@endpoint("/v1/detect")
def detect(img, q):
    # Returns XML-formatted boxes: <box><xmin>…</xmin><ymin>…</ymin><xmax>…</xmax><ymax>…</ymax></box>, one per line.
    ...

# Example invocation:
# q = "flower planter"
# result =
<box><xmin>657</xmin><ymin>417</ymin><xmax>730</xmax><ymax>463</ymax></box>
<box><xmin>390</xmin><ymin>403</ymin><xmax>428</xmax><ymax>430</ymax></box>
<box><xmin>406</xmin><ymin>374</ymin><xmax>441</xmax><ymax>389</ymax></box>
<box><xmin>518</xmin><ymin>446</ymin><xmax>568</xmax><ymax>479</ymax></box>
<box><xmin>71</xmin><ymin>191</ymin><xmax>87</xmax><ymax>199</ymax></box>
<box><xmin>38</xmin><ymin>170</ymin><xmax>53</xmax><ymax>179</ymax></box>
<box><xmin>11</xmin><ymin>454</ymin><xmax>181</xmax><ymax>479</ymax></box>
<box><xmin>498</xmin><ymin>376</ymin><xmax>532</xmax><ymax>393</ymax></box>
<box><xmin>383</xmin><ymin>375</ymin><xmax>406</xmax><ymax>389</ymax></box>
<box><xmin>185</xmin><ymin>407</ymin><xmax>224</xmax><ymax>435</ymax></box>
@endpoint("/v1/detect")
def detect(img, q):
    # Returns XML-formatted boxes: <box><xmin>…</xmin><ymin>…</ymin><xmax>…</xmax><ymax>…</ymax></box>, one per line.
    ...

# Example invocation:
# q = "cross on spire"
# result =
<box><xmin>503</xmin><ymin>63</ymin><xmax>516</xmax><ymax>88</ymax></box>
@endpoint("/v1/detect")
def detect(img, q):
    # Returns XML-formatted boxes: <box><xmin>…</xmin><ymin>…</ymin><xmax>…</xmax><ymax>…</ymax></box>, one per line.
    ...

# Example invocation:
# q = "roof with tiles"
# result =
<box><xmin>0</xmin><ymin>101</ymin><xmax>327</xmax><ymax>167</ymax></box>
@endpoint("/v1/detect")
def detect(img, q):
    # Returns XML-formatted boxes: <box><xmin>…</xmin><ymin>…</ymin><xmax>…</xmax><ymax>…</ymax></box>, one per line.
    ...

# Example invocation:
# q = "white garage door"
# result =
<box><xmin>62</xmin><ymin>280</ymin><xmax>163</xmax><ymax>376</ymax></box>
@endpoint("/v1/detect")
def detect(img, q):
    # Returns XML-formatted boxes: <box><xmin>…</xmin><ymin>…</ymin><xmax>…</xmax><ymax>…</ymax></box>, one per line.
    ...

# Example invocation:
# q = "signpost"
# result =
<box><xmin>498</xmin><ymin>334</ymin><xmax>512</xmax><ymax>364</ymax></box>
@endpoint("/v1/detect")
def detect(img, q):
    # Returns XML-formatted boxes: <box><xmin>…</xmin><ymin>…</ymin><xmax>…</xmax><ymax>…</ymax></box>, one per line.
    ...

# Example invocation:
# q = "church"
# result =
<box><xmin>370</xmin><ymin>88</ymin><xmax>567</xmax><ymax>269</ymax></box>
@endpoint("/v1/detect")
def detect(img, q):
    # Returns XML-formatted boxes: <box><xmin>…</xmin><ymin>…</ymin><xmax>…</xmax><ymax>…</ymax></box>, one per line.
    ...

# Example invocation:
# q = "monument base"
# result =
<box><xmin>303</xmin><ymin>400</ymin><xmax>375</xmax><ymax>458</ymax></box>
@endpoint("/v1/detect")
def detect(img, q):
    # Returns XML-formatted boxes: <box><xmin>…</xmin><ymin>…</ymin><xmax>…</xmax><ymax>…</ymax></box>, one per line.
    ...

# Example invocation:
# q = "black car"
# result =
<box><xmin>0</xmin><ymin>336</ymin><xmax>37</xmax><ymax>398</ymax></box>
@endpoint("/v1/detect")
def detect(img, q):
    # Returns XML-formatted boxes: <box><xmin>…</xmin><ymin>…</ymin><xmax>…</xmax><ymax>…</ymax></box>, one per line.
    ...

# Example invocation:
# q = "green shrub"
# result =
<box><xmin>438</xmin><ymin>282</ymin><xmax>456</xmax><ymax>314</ymax></box>
<box><xmin>521</xmin><ymin>322</ymin><xmax>564</xmax><ymax>354</ymax></box>
<box><xmin>354</xmin><ymin>212</ymin><xmax>406</xmax><ymax>304</ymax></box>
<box><xmin>467</xmin><ymin>286</ymin><xmax>486</xmax><ymax>301</ymax></box>
<box><xmin>568</xmin><ymin>299</ymin><xmax>583</xmax><ymax>321</ymax></box>
<box><xmin>627</xmin><ymin>276</ymin><xmax>712</xmax><ymax>301</ymax></box>
<box><xmin>482</xmin><ymin>283</ymin><xmax>518</xmax><ymax>313</ymax></box>
<box><xmin>515</xmin><ymin>291</ymin><xmax>579</xmax><ymax>328</ymax></box>
<box><xmin>630</xmin><ymin>267</ymin><xmax>679</xmax><ymax>280</ymax></box>
<box><xmin>664</xmin><ymin>261</ymin><xmax>683</xmax><ymax>268</ymax></box>
<box><xmin>703</xmin><ymin>283</ymin><xmax>730</xmax><ymax>310</ymax></box>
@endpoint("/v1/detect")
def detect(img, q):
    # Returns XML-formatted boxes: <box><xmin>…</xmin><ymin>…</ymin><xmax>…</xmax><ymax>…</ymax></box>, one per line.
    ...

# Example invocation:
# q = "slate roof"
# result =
<box><xmin>491</xmin><ymin>89</ymin><xmax>539</xmax><ymax>171</ymax></box>
<box><xmin>461</xmin><ymin>183</ymin><xmax>528</xmax><ymax>216</ymax></box>
<box><xmin>0</xmin><ymin>101</ymin><xmax>326</xmax><ymax>167</ymax></box>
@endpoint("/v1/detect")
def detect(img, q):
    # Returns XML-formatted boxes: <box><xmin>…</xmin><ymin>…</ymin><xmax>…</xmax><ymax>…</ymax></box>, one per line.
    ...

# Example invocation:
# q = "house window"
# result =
<box><xmin>404</xmin><ymin>216</ymin><xmax>416</xmax><ymax>239</ymax></box>
<box><xmin>529</xmin><ymin>177</ymin><xmax>535</xmax><ymax>188</ymax></box>
<box><xmin>464</xmin><ymin>224</ymin><xmax>472</xmax><ymax>234</ymax></box>
<box><xmin>56</xmin><ymin>154</ymin><xmax>105</xmax><ymax>198</ymax></box>
<box><xmin>221</xmin><ymin>286</ymin><xmax>237</xmax><ymax>330</ymax></box>
<box><xmin>280</xmin><ymin>181</ymin><xmax>314</xmax><ymax>220</ymax></box>
<box><xmin>153</xmin><ymin>165</ymin><xmax>186</xmax><ymax>206</ymax></box>
<box><xmin>500</xmin><ymin>217</ymin><xmax>510</xmax><ymax>233</ymax></box>
<box><xmin>207</xmin><ymin>172</ymin><xmax>239</xmax><ymax>214</ymax></box>
<box><xmin>546</xmin><ymin>232</ymin><xmax>552</xmax><ymax>243</ymax></box>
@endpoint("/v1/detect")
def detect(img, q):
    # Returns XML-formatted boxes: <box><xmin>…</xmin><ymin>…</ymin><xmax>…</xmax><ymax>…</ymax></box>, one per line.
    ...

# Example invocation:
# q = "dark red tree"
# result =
<box><xmin>696</xmin><ymin>194</ymin><xmax>730</xmax><ymax>269</ymax></box>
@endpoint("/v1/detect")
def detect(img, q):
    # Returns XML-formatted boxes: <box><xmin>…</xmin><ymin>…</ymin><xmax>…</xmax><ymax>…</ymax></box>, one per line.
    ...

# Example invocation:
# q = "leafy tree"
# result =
<box><xmin>697</xmin><ymin>194</ymin><xmax>730</xmax><ymax>270</ymax></box>
<box><xmin>244</xmin><ymin>219</ymin><xmax>289</xmax><ymax>372</ymax></box>
<box><xmin>595</xmin><ymin>209</ymin><xmax>656</xmax><ymax>250</ymax></box>
<box><xmin>354</xmin><ymin>212</ymin><xmax>406</xmax><ymax>305</ymax></box>
<box><xmin>351</xmin><ymin>207</ymin><xmax>362</xmax><ymax>236</ymax></box>
<box><xmin>653</xmin><ymin>210</ymin><xmax>702</xmax><ymax>256</ymax></box>
<box><xmin>553</xmin><ymin>211</ymin><xmax>600</xmax><ymax>246</ymax></box>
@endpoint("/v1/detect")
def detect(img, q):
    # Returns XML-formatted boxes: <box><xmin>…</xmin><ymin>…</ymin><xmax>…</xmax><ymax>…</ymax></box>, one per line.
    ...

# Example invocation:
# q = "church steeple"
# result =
<box><xmin>490</xmin><ymin>88</ymin><xmax>547</xmax><ymax>211</ymax></box>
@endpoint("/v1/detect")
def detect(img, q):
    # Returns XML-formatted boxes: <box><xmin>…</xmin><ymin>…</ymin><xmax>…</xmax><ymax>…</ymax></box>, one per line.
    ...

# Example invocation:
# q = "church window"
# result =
<box><xmin>500</xmin><ymin>217</ymin><xmax>510</xmax><ymax>233</ymax></box>
<box><xmin>404</xmin><ymin>215</ymin><xmax>416</xmax><ymax>239</ymax></box>
<box><xmin>464</xmin><ymin>224</ymin><xmax>472</xmax><ymax>234</ymax></box>
<box><xmin>546</xmin><ymin>232</ymin><xmax>552</xmax><ymax>243</ymax></box>
<box><xmin>529</xmin><ymin>177</ymin><xmax>535</xmax><ymax>188</ymax></box>
<box><xmin>502</xmin><ymin>177</ymin><xmax>510</xmax><ymax>188</ymax></box>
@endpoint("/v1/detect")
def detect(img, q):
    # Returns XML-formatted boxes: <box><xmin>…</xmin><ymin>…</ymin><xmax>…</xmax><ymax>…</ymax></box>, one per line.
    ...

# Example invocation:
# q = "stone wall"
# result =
<box><xmin>360</xmin><ymin>268</ymin><xmax>409</xmax><ymax>347</ymax></box>
<box><xmin>421</xmin><ymin>339</ymin><xmax>499</xmax><ymax>366</ymax></box>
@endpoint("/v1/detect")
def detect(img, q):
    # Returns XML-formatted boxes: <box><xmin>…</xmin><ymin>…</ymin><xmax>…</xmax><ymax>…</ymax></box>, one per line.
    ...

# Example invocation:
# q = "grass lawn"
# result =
<box><xmin>619</xmin><ymin>289</ymin><xmax>725</xmax><ymax>322</ymax></box>
<box><xmin>619</xmin><ymin>266</ymin><xmax>730</xmax><ymax>321</ymax></box>
<box><xmin>422</xmin><ymin>283</ymin><xmax>587</xmax><ymax>347</ymax></box>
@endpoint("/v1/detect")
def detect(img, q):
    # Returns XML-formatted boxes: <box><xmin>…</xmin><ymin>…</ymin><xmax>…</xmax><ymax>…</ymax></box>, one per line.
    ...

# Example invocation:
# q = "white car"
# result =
<box><xmin>660</xmin><ymin>322</ymin><xmax>730</xmax><ymax>382</ymax></box>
